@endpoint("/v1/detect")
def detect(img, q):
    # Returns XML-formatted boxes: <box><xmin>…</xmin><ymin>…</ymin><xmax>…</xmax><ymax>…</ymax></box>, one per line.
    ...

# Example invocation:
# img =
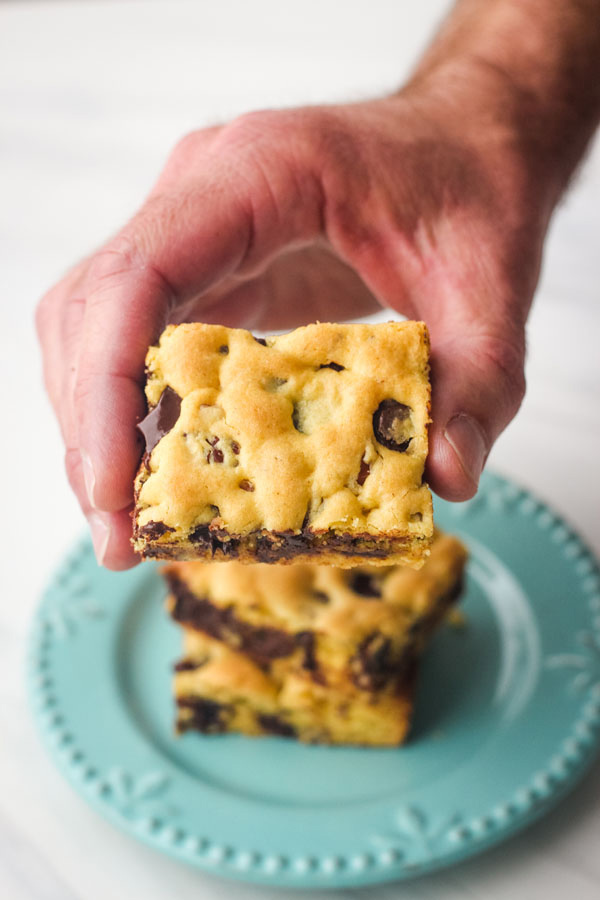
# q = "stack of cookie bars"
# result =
<box><xmin>132</xmin><ymin>321</ymin><xmax>468</xmax><ymax>746</ymax></box>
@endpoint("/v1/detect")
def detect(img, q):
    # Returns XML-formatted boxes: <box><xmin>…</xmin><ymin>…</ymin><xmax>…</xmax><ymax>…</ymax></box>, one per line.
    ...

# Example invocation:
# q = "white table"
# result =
<box><xmin>1</xmin><ymin>2</ymin><xmax>599</xmax><ymax>897</ymax></box>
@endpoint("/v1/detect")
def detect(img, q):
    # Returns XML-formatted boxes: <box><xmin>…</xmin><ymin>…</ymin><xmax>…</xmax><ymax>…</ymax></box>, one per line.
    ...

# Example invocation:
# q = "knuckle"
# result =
<box><xmin>87</xmin><ymin>238</ymin><xmax>139</xmax><ymax>286</ymax></box>
<box><xmin>223</xmin><ymin>110</ymin><xmax>279</xmax><ymax>146</ymax></box>
<box><xmin>85</xmin><ymin>234</ymin><xmax>155</xmax><ymax>303</ymax></box>
<box><xmin>171</xmin><ymin>129</ymin><xmax>202</xmax><ymax>160</ymax></box>
<box><xmin>85</xmin><ymin>219</ymin><xmax>178</xmax><ymax>307</ymax></box>
<box><xmin>219</xmin><ymin>108</ymin><xmax>328</xmax><ymax>223</ymax></box>
<box><xmin>160</xmin><ymin>127</ymin><xmax>222</xmax><ymax>184</ymax></box>
<box><xmin>219</xmin><ymin>108</ymin><xmax>320</xmax><ymax>160</ymax></box>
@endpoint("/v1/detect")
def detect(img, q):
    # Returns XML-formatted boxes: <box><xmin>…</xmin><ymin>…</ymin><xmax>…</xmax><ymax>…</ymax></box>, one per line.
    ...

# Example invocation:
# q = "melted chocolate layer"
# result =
<box><xmin>157</xmin><ymin>527</ymin><xmax>397</xmax><ymax>562</ymax></box>
<box><xmin>257</xmin><ymin>714</ymin><xmax>297</xmax><ymax>738</ymax></box>
<box><xmin>138</xmin><ymin>526</ymin><xmax>408</xmax><ymax>562</ymax></box>
<box><xmin>168</xmin><ymin>574</ymin><xmax>323</xmax><ymax>674</ymax></box>
<box><xmin>169</xmin><ymin>575</ymin><xmax>297</xmax><ymax>661</ymax></box>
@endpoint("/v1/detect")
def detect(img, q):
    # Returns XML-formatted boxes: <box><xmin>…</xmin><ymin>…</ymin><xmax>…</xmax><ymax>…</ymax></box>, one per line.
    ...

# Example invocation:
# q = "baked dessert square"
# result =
<box><xmin>174</xmin><ymin>629</ymin><xmax>418</xmax><ymax>746</ymax></box>
<box><xmin>165</xmin><ymin>531</ymin><xmax>467</xmax><ymax>694</ymax></box>
<box><xmin>132</xmin><ymin>321</ymin><xmax>432</xmax><ymax>568</ymax></box>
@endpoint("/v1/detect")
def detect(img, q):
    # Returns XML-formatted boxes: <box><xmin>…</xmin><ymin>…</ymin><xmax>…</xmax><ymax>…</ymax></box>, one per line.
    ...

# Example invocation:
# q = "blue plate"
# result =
<box><xmin>28</xmin><ymin>472</ymin><xmax>600</xmax><ymax>889</ymax></box>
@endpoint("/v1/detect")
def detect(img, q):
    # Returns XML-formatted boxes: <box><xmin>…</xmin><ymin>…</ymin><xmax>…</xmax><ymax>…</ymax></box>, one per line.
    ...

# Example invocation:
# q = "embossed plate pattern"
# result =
<box><xmin>28</xmin><ymin>472</ymin><xmax>600</xmax><ymax>888</ymax></box>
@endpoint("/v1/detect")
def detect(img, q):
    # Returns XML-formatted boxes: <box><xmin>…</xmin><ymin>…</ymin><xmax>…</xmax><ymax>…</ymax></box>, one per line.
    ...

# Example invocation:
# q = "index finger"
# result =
<box><xmin>74</xmin><ymin>137</ymin><xmax>322</xmax><ymax>536</ymax></box>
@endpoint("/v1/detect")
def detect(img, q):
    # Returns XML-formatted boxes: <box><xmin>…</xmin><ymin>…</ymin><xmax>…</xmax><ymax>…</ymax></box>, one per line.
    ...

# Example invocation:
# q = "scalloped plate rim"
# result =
<box><xmin>27</xmin><ymin>471</ymin><xmax>600</xmax><ymax>888</ymax></box>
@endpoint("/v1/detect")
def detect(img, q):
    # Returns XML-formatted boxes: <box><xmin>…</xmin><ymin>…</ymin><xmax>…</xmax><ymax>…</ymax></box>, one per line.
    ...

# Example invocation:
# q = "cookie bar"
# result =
<box><xmin>166</xmin><ymin>531</ymin><xmax>467</xmax><ymax>695</ymax></box>
<box><xmin>132</xmin><ymin>321</ymin><xmax>432</xmax><ymax>568</ymax></box>
<box><xmin>174</xmin><ymin>629</ymin><xmax>418</xmax><ymax>746</ymax></box>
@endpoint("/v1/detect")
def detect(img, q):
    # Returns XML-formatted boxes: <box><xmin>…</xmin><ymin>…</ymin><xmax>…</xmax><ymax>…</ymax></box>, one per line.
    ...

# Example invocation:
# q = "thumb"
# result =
<box><xmin>74</xmin><ymin>112</ymin><xmax>323</xmax><ymax>524</ymax></box>
<box><xmin>426</xmin><ymin>329</ymin><xmax>526</xmax><ymax>501</ymax></box>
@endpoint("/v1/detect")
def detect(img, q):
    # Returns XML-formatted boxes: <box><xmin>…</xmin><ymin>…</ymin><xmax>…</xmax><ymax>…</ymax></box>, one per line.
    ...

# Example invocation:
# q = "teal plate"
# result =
<box><xmin>28</xmin><ymin>472</ymin><xmax>600</xmax><ymax>889</ymax></box>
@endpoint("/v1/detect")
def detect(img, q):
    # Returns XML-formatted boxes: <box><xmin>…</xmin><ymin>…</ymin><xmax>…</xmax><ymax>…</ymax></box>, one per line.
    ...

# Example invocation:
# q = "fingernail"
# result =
<box><xmin>80</xmin><ymin>450</ymin><xmax>97</xmax><ymax>508</ymax></box>
<box><xmin>88</xmin><ymin>512</ymin><xmax>111</xmax><ymax>566</ymax></box>
<box><xmin>444</xmin><ymin>414</ymin><xmax>488</xmax><ymax>488</ymax></box>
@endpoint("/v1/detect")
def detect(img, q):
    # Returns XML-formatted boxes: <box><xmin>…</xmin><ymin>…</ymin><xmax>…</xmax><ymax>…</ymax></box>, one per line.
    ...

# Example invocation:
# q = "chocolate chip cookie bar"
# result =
<box><xmin>165</xmin><ymin>531</ymin><xmax>467</xmax><ymax>694</ymax></box>
<box><xmin>174</xmin><ymin>629</ymin><xmax>418</xmax><ymax>746</ymax></box>
<box><xmin>132</xmin><ymin>321</ymin><xmax>432</xmax><ymax>568</ymax></box>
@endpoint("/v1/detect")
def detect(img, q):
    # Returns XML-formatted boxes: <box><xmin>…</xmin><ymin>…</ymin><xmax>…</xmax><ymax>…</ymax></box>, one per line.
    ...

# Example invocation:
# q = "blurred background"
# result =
<box><xmin>1</xmin><ymin>2</ymin><xmax>599</xmax><ymax>898</ymax></box>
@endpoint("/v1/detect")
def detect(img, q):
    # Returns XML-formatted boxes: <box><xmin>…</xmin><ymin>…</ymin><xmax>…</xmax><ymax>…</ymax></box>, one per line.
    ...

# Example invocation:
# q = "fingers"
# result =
<box><xmin>73</xmin><ymin>250</ymin><xmax>176</xmax><ymax>527</ymax></box>
<box><xmin>74</xmin><ymin>112</ymin><xmax>324</xmax><ymax>525</ymax></box>
<box><xmin>37</xmin><ymin>263</ymin><xmax>146</xmax><ymax>567</ymax></box>
<box><xmin>36</xmin><ymin>264</ymin><xmax>87</xmax><ymax>442</ymax></box>
<box><xmin>65</xmin><ymin>447</ymin><xmax>138</xmax><ymax>570</ymax></box>
<box><xmin>408</xmin><ymin>219</ymin><xmax>533</xmax><ymax>502</ymax></box>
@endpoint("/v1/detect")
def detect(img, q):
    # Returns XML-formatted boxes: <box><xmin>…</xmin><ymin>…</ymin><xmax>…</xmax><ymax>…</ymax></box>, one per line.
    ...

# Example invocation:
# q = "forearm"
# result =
<box><xmin>407</xmin><ymin>0</ymin><xmax>600</xmax><ymax>204</ymax></box>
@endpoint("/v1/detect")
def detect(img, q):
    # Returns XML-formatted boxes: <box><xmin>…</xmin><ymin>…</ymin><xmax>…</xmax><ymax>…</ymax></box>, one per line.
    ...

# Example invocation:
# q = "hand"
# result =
<box><xmin>36</xmin><ymin>68</ymin><xmax>553</xmax><ymax>570</ymax></box>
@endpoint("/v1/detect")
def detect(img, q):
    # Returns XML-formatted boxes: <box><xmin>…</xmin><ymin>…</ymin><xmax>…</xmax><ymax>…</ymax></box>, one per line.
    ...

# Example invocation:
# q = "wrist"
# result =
<box><xmin>402</xmin><ymin>0</ymin><xmax>600</xmax><ymax>211</ymax></box>
<box><xmin>399</xmin><ymin>55</ymin><xmax>571</xmax><ymax>217</ymax></box>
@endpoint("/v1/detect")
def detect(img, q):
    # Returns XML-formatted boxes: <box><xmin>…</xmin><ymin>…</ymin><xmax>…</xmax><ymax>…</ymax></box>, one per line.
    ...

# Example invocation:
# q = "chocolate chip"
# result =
<box><xmin>137</xmin><ymin>520</ymin><xmax>174</xmax><ymax>540</ymax></box>
<box><xmin>177</xmin><ymin>697</ymin><xmax>228</xmax><ymax>733</ymax></box>
<box><xmin>312</xmin><ymin>590</ymin><xmax>330</xmax><ymax>604</ymax></box>
<box><xmin>349</xmin><ymin>572</ymin><xmax>382</xmax><ymax>598</ymax></box>
<box><xmin>239</xmin><ymin>479</ymin><xmax>255</xmax><ymax>492</ymax></box>
<box><xmin>318</xmin><ymin>362</ymin><xmax>345</xmax><ymax>371</ymax></box>
<box><xmin>256</xmin><ymin>532</ymin><xmax>311</xmax><ymax>562</ymax></box>
<box><xmin>357</xmin><ymin>457</ymin><xmax>370</xmax><ymax>486</ymax></box>
<box><xmin>188</xmin><ymin>523</ymin><xmax>242</xmax><ymax>559</ymax></box>
<box><xmin>266</xmin><ymin>376</ymin><xmax>287</xmax><ymax>390</ymax></box>
<box><xmin>189</xmin><ymin>523</ymin><xmax>211</xmax><ymax>543</ymax></box>
<box><xmin>218</xmin><ymin>344</ymin><xmax>229</xmax><ymax>354</ymax></box>
<box><xmin>219</xmin><ymin>537</ymin><xmax>241</xmax><ymax>556</ymax></box>
<box><xmin>173</xmin><ymin>659</ymin><xmax>206</xmax><ymax>672</ymax></box>
<box><xmin>231</xmin><ymin>441</ymin><xmax>240</xmax><ymax>455</ymax></box>
<box><xmin>295</xmin><ymin>630</ymin><xmax>318</xmax><ymax>671</ymax></box>
<box><xmin>258</xmin><ymin>714</ymin><xmax>296</xmax><ymax>738</ymax></box>
<box><xmin>137</xmin><ymin>386</ymin><xmax>182</xmax><ymax>455</ymax></box>
<box><xmin>253</xmin><ymin>336</ymin><xmax>268</xmax><ymax>346</ymax></box>
<box><xmin>373</xmin><ymin>399</ymin><xmax>413</xmax><ymax>452</ymax></box>
<box><xmin>292</xmin><ymin>403</ymin><xmax>304</xmax><ymax>433</ymax></box>
<box><xmin>255</xmin><ymin>538</ymin><xmax>282</xmax><ymax>562</ymax></box>
<box><xmin>206</xmin><ymin>436</ymin><xmax>224</xmax><ymax>463</ymax></box>
<box><xmin>247</xmin><ymin>626</ymin><xmax>297</xmax><ymax>658</ymax></box>
<box><xmin>350</xmin><ymin>632</ymin><xmax>393</xmax><ymax>691</ymax></box>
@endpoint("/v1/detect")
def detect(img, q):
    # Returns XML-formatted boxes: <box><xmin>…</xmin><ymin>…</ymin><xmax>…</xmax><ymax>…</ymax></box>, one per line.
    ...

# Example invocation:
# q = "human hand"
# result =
<box><xmin>36</xmin><ymin>68</ymin><xmax>555</xmax><ymax>570</ymax></box>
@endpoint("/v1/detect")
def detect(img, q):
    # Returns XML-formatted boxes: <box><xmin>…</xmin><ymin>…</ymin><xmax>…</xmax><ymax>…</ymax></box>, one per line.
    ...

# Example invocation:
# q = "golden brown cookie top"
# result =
<box><xmin>134</xmin><ymin>321</ymin><xmax>432</xmax><ymax>545</ymax></box>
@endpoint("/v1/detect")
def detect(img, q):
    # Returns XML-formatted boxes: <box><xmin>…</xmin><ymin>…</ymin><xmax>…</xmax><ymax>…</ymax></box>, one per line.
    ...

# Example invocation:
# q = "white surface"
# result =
<box><xmin>1</xmin><ymin>1</ymin><xmax>599</xmax><ymax>897</ymax></box>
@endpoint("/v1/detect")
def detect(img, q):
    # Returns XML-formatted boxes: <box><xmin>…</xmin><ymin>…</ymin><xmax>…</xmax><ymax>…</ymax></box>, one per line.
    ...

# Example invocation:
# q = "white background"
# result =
<box><xmin>1</xmin><ymin>1</ymin><xmax>599</xmax><ymax>897</ymax></box>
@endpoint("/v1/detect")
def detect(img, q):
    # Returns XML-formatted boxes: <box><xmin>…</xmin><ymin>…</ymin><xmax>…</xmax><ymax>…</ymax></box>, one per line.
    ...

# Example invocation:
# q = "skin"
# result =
<box><xmin>36</xmin><ymin>0</ymin><xmax>600</xmax><ymax>569</ymax></box>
